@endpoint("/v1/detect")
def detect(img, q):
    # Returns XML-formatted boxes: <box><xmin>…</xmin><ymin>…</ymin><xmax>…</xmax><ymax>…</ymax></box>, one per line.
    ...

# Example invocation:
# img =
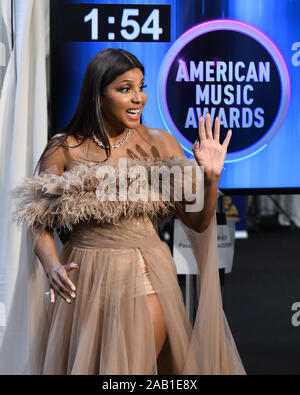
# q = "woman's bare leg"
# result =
<box><xmin>147</xmin><ymin>293</ymin><xmax>167</xmax><ymax>358</ymax></box>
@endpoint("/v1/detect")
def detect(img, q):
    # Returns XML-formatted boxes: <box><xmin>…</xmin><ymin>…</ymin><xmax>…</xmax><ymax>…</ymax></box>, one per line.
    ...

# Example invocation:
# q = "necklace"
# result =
<box><xmin>92</xmin><ymin>129</ymin><xmax>132</xmax><ymax>149</ymax></box>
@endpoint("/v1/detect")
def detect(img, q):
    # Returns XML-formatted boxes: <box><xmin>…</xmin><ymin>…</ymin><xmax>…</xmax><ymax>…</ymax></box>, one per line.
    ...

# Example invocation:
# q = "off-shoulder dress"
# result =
<box><xmin>0</xmin><ymin>156</ymin><xmax>245</xmax><ymax>375</ymax></box>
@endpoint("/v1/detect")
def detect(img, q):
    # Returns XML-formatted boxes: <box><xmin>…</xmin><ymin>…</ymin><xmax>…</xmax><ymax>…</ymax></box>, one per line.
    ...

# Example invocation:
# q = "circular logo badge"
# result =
<box><xmin>158</xmin><ymin>20</ymin><xmax>290</xmax><ymax>162</ymax></box>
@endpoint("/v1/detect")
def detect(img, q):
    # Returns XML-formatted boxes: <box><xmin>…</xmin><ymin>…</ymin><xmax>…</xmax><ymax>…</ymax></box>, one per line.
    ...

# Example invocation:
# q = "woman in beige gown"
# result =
<box><xmin>0</xmin><ymin>48</ymin><xmax>245</xmax><ymax>375</ymax></box>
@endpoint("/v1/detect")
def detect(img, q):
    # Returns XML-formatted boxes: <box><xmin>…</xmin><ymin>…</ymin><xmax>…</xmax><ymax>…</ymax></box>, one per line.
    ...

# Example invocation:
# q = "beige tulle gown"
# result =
<box><xmin>0</xmin><ymin>155</ymin><xmax>245</xmax><ymax>375</ymax></box>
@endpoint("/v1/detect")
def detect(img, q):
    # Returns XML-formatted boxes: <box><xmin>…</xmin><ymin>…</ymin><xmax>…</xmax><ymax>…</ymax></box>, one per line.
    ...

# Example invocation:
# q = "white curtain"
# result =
<box><xmin>0</xmin><ymin>0</ymin><xmax>49</xmax><ymax>335</ymax></box>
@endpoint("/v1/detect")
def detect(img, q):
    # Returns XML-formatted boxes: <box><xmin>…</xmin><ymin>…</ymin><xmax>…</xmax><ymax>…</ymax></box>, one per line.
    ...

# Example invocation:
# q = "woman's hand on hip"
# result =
<box><xmin>46</xmin><ymin>261</ymin><xmax>79</xmax><ymax>304</ymax></box>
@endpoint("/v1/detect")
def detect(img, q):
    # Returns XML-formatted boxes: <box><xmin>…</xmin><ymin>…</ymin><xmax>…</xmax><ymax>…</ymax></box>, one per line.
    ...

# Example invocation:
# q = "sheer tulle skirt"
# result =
<box><xmin>41</xmin><ymin>216</ymin><xmax>245</xmax><ymax>375</ymax></box>
<box><xmin>43</xmin><ymin>247</ymin><xmax>159</xmax><ymax>374</ymax></box>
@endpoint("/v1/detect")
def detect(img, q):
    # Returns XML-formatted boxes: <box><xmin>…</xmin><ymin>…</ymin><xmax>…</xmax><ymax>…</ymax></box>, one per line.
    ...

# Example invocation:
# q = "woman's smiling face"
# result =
<box><xmin>101</xmin><ymin>67</ymin><xmax>147</xmax><ymax>133</ymax></box>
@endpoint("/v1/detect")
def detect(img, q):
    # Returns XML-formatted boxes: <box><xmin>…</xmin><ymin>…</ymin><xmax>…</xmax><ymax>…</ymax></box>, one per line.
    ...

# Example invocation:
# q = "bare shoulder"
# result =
<box><xmin>139</xmin><ymin>125</ymin><xmax>186</xmax><ymax>158</ymax></box>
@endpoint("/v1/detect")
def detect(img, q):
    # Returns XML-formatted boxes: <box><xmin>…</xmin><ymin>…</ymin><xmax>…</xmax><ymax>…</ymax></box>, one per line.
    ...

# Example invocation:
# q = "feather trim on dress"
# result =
<box><xmin>11</xmin><ymin>156</ymin><xmax>205</xmax><ymax>234</ymax></box>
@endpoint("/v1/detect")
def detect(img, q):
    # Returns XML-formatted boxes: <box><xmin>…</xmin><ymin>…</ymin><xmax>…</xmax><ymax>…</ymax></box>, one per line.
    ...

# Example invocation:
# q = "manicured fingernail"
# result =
<box><xmin>67</xmin><ymin>298</ymin><xmax>71</xmax><ymax>303</ymax></box>
<box><xmin>71</xmin><ymin>293</ymin><xmax>76</xmax><ymax>298</ymax></box>
<box><xmin>71</xmin><ymin>286</ymin><xmax>76</xmax><ymax>291</ymax></box>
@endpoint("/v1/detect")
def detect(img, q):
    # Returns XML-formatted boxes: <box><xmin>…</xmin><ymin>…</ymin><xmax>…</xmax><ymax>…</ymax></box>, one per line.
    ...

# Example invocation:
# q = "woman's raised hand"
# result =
<box><xmin>192</xmin><ymin>113</ymin><xmax>232</xmax><ymax>182</ymax></box>
<box><xmin>46</xmin><ymin>262</ymin><xmax>79</xmax><ymax>304</ymax></box>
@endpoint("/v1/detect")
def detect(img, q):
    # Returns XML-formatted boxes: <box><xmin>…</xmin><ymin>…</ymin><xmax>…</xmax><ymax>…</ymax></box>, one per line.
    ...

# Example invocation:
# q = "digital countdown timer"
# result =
<box><xmin>60</xmin><ymin>4</ymin><xmax>171</xmax><ymax>42</ymax></box>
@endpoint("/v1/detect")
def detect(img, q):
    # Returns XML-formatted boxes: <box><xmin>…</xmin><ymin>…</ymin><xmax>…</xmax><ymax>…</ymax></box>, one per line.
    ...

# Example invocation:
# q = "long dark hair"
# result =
<box><xmin>36</xmin><ymin>48</ymin><xmax>144</xmax><ymax>172</ymax></box>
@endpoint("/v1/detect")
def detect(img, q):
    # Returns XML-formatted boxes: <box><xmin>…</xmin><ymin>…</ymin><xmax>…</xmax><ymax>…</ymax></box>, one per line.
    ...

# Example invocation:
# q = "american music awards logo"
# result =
<box><xmin>158</xmin><ymin>20</ymin><xmax>290</xmax><ymax>162</ymax></box>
